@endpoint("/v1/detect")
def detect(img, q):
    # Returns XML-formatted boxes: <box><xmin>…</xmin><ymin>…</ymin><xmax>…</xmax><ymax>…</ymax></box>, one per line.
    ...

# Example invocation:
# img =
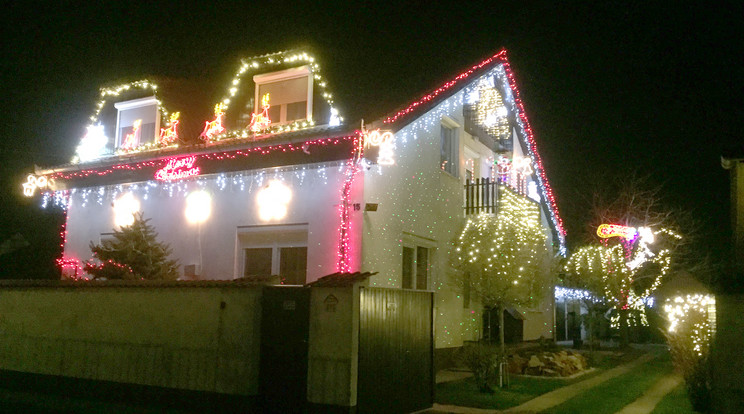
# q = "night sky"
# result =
<box><xmin>1</xmin><ymin>2</ymin><xmax>741</xmax><ymax>278</ymax></box>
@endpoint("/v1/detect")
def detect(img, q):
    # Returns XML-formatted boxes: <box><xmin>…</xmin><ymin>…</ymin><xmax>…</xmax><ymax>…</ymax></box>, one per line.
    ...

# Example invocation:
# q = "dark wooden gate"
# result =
<box><xmin>357</xmin><ymin>288</ymin><xmax>434</xmax><ymax>414</ymax></box>
<box><xmin>259</xmin><ymin>286</ymin><xmax>311</xmax><ymax>413</ymax></box>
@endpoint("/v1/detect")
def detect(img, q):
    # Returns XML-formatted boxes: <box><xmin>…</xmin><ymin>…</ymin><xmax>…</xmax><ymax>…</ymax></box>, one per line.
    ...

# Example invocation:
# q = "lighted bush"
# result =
<box><xmin>663</xmin><ymin>294</ymin><xmax>715</xmax><ymax>412</ymax></box>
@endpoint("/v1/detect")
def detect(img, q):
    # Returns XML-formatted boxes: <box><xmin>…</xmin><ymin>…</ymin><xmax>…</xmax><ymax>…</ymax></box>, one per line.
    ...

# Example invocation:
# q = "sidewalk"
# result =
<box><xmin>614</xmin><ymin>373</ymin><xmax>683</xmax><ymax>414</ymax></box>
<box><xmin>421</xmin><ymin>351</ymin><xmax>662</xmax><ymax>414</ymax></box>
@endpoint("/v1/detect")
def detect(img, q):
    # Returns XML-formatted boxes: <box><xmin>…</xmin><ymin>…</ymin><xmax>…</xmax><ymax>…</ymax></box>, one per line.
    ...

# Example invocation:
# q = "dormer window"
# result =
<box><xmin>253</xmin><ymin>66</ymin><xmax>313</xmax><ymax>125</ymax></box>
<box><xmin>114</xmin><ymin>96</ymin><xmax>160</xmax><ymax>150</ymax></box>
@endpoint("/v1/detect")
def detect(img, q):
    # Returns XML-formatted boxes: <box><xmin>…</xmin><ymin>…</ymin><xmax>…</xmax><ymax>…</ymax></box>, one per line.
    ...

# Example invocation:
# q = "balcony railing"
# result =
<box><xmin>464</xmin><ymin>177</ymin><xmax>499</xmax><ymax>215</ymax></box>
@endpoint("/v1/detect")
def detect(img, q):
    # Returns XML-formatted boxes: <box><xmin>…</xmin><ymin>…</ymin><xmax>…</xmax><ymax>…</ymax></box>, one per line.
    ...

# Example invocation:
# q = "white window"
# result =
<box><xmin>464</xmin><ymin>146</ymin><xmax>480</xmax><ymax>183</ymax></box>
<box><xmin>254</xmin><ymin>66</ymin><xmax>313</xmax><ymax>125</ymax></box>
<box><xmin>237</xmin><ymin>224</ymin><xmax>308</xmax><ymax>285</ymax></box>
<box><xmin>401</xmin><ymin>243</ymin><xmax>433</xmax><ymax>290</ymax></box>
<box><xmin>440</xmin><ymin>121</ymin><xmax>459</xmax><ymax>177</ymax></box>
<box><xmin>114</xmin><ymin>96</ymin><xmax>160</xmax><ymax>149</ymax></box>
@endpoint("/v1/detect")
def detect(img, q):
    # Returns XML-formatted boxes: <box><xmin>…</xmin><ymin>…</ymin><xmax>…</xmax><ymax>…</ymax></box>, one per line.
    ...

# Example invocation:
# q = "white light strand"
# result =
<box><xmin>42</xmin><ymin>161</ymin><xmax>345</xmax><ymax>211</ymax></box>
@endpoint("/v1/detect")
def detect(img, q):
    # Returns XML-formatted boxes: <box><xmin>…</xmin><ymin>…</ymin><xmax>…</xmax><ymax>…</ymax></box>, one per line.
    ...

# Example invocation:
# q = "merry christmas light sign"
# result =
<box><xmin>154</xmin><ymin>156</ymin><xmax>200</xmax><ymax>181</ymax></box>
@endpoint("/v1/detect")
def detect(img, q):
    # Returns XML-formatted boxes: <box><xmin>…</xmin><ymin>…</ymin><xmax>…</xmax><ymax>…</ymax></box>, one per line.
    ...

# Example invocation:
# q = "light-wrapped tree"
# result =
<box><xmin>84</xmin><ymin>213</ymin><xmax>179</xmax><ymax>280</ymax></box>
<box><xmin>452</xmin><ymin>188</ymin><xmax>549</xmax><ymax>354</ymax></box>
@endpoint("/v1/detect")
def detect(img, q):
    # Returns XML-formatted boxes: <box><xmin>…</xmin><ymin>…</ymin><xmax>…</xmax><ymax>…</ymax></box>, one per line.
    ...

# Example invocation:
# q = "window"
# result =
<box><xmin>464</xmin><ymin>147</ymin><xmax>480</xmax><ymax>183</ymax></box>
<box><xmin>402</xmin><ymin>245</ymin><xmax>430</xmax><ymax>290</ymax></box>
<box><xmin>243</xmin><ymin>247</ymin><xmax>273</xmax><ymax>277</ymax></box>
<box><xmin>440</xmin><ymin>124</ymin><xmax>458</xmax><ymax>176</ymax></box>
<box><xmin>238</xmin><ymin>224</ymin><xmax>308</xmax><ymax>284</ymax></box>
<box><xmin>254</xmin><ymin>66</ymin><xmax>313</xmax><ymax>125</ymax></box>
<box><xmin>114</xmin><ymin>96</ymin><xmax>159</xmax><ymax>149</ymax></box>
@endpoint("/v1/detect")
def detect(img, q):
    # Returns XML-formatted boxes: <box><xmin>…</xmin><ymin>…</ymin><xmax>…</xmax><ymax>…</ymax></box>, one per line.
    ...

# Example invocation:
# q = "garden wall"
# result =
<box><xmin>711</xmin><ymin>293</ymin><xmax>744</xmax><ymax>413</ymax></box>
<box><xmin>0</xmin><ymin>281</ymin><xmax>262</xmax><ymax>397</ymax></box>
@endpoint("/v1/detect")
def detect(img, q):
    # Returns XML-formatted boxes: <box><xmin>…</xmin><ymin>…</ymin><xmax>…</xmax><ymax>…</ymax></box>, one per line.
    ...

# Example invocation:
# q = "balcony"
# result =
<box><xmin>463</xmin><ymin>104</ymin><xmax>512</xmax><ymax>152</ymax></box>
<box><xmin>465</xmin><ymin>178</ymin><xmax>541</xmax><ymax>217</ymax></box>
<box><xmin>464</xmin><ymin>177</ymin><xmax>500</xmax><ymax>215</ymax></box>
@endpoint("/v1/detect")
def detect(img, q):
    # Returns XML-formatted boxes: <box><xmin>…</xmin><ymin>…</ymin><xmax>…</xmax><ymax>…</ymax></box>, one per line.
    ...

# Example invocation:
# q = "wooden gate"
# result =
<box><xmin>259</xmin><ymin>286</ymin><xmax>311</xmax><ymax>413</ymax></box>
<box><xmin>357</xmin><ymin>288</ymin><xmax>433</xmax><ymax>414</ymax></box>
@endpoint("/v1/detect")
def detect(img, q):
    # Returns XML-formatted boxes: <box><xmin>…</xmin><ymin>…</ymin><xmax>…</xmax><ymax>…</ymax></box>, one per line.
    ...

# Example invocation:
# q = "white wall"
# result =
<box><xmin>64</xmin><ymin>162</ymin><xmax>352</xmax><ymax>283</ymax></box>
<box><xmin>361</xmin><ymin>74</ymin><xmax>558</xmax><ymax>349</ymax></box>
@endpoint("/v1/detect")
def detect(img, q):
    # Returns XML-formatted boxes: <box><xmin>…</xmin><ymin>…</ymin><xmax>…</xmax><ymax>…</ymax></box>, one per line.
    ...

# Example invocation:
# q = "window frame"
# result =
<box><xmin>440</xmin><ymin>117</ymin><xmax>460</xmax><ymax>178</ymax></box>
<box><xmin>253</xmin><ymin>66</ymin><xmax>314</xmax><ymax>126</ymax></box>
<box><xmin>235</xmin><ymin>224</ymin><xmax>308</xmax><ymax>283</ymax></box>
<box><xmin>114</xmin><ymin>96</ymin><xmax>160</xmax><ymax>149</ymax></box>
<box><xmin>401</xmin><ymin>233</ymin><xmax>436</xmax><ymax>291</ymax></box>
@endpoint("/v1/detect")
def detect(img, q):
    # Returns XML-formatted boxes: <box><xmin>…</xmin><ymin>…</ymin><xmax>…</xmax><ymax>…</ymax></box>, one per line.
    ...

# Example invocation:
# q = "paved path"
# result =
<box><xmin>614</xmin><ymin>373</ymin><xmax>683</xmax><ymax>414</ymax></box>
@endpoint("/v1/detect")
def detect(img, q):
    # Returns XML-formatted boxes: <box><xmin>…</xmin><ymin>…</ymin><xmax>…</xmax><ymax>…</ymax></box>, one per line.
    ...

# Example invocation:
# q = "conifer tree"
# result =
<box><xmin>84</xmin><ymin>213</ymin><xmax>179</xmax><ymax>280</ymax></box>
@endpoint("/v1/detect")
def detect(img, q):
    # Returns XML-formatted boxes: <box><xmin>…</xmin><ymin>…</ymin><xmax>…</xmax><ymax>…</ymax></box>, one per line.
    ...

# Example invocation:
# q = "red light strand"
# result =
<box><xmin>336</xmin><ymin>134</ymin><xmax>364</xmax><ymax>272</ymax></box>
<box><xmin>49</xmin><ymin>136</ymin><xmax>357</xmax><ymax>181</ymax></box>
<box><xmin>501</xmin><ymin>60</ymin><xmax>565</xmax><ymax>237</ymax></box>
<box><xmin>383</xmin><ymin>49</ymin><xmax>508</xmax><ymax>125</ymax></box>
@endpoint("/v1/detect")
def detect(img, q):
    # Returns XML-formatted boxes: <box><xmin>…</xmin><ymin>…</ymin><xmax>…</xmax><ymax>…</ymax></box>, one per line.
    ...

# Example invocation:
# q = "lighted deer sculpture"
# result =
<box><xmin>200</xmin><ymin>103</ymin><xmax>226</xmax><ymax>141</ymax></box>
<box><xmin>121</xmin><ymin>119</ymin><xmax>142</xmax><ymax>150</ymax></box>
<box><xmin>157</xmin><ymin>112</ymin><xmax>180</xmax><ymax>145</ymax></box>
<box><xmin>249</xmin><ymin>93</ymin><xmax>272</xmax><ymax>133</ymax></box>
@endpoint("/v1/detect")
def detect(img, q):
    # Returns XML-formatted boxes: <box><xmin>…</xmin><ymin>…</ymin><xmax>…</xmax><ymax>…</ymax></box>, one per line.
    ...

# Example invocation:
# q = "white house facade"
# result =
<box><xmin>26</xmin><ymin>49</ymin><xmax>566</xmax><ymax>352</ymax></box>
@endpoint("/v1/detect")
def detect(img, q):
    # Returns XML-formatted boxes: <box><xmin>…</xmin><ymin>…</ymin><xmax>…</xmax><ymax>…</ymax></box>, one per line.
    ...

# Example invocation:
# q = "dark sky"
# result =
<box><xmin>1</xmin><ymin>2</ymin><xmax>742</xmax><ymax>275</ymax></box>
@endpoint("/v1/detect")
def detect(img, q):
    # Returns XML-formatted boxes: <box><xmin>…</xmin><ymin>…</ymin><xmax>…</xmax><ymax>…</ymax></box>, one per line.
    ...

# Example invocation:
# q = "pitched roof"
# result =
<box><xmin>377</xmin><ymin>49</ymin><xmax>567</xmax><ymax>250</ymax></box>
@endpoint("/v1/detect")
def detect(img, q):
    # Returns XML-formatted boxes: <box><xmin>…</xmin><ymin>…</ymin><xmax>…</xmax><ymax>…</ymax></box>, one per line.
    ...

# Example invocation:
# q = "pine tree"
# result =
<box><xmin>84</xmin><ymin>213</ymin><xmax>179</xmax><ymax>280</ymax></box>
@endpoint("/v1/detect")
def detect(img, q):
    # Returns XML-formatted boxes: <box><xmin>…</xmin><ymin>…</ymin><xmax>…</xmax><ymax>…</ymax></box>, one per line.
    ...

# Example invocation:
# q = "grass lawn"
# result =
<box><xmin>436</xmin><ymin>375</ymin><xmax>573</xmax><ymax>410</ymax></box>
<box><xmin>435</xmin><ymin>346</ymin><xmax>649</xmax><ymax>410</ymax></box>
<box><xmin>542</xmin><ymin>351</ymin><xmax>673</xmax><ymax>414</ymax></box>
<box><xmin>651</xmin><ymin>384</ymin><xmax>696</xmax><ymax>414</ymax></box>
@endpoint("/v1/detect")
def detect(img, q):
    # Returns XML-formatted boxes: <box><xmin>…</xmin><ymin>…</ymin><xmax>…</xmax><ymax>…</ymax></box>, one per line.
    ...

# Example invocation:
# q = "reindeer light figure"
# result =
<box><xmin>200</xmin><ymin>104</ymin><xmax>226</xmax><ymax>141</ymax></box>
<box><xmin>249</xmin><ymin>93</ymin><xmax>272</xmax><ymax>133</ymax></box>
<box><xmin>121</xmin><ymin>119</ymin><xmax>142</xmax><ymax>150</ymax></box>
<box><xmin>158</xmin><ymin>112</ymin><xmax>180</xmax><ymax>145</ymax></box>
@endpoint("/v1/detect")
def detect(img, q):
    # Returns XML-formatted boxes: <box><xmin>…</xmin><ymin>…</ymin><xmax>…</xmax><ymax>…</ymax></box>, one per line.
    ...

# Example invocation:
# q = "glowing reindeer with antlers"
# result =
<box><xmin>200</xmin><ymin>104</ymin><xmax>226</xmax><ymax>141</ymax></box>
<box><xmin>157</xmin><ymin>112</ymin><xmax>180</xmax><ymax>145</ymax></box>
<box><xmin>121</xmin><ymin>119</ymin><xmax>142</xmax><ymax>150</ymax></box>
<box><xmin>249</xmin><ymin>93</ymin><xmax>272</xmax><ymax>133</ymax></box>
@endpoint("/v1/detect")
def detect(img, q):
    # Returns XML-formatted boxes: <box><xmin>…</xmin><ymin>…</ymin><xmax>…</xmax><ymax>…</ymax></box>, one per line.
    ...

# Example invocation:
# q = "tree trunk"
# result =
<box><xmin>619</xmin><ymin>308</ymin><xmax>629</xmax><ymax>347</ymax></box>
<box><xmin>498</xmin><ymin>304</ymin><xmax>505</xmax><ymax>355</ymax></box>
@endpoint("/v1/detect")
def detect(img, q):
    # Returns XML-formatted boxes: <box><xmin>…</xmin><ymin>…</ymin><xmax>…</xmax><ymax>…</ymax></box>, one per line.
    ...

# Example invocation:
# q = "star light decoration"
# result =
<box><xmin>76</xmin><ymin>79</ymin><xmax>173</xmax><ymax>161</ymax></box>
<box><xmin>469</xmin><ymin>76</ymin><xmax>509</xmax><ymax>139</ymax></box>
<box><xmin>74</xmin><ymin>124</ymin><xmax>109</xmax><ymax>163</ymax></box>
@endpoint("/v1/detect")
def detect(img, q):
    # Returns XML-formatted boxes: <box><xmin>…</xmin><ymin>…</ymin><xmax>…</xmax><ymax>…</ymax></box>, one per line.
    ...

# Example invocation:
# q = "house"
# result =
<box><xmin>24</xmin><ymin>48</ymin><xmax>566</xmax><ymax>358</ymax></box>
<box><xmin>713</xmin><ymin>152</ymin><xmax>744</xmax><ymax>412</ymax></box>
